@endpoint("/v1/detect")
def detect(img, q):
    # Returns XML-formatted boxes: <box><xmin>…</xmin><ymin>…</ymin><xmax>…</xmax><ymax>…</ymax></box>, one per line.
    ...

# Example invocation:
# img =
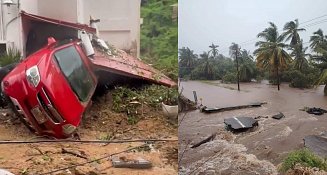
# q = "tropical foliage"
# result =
<box><xmin>140</xmin><ymin>0</ymin><xmax>178</xmax><ymax>80</ymax></box>
<box><xmin>179</xmin><ymin>19</ymin><xmax>327</xmax><ymax>95</ymax></box>
<box><xmin>254</xmin><ymin>22</ymin><xmax>292</xmax><ymax>90</ymax></box>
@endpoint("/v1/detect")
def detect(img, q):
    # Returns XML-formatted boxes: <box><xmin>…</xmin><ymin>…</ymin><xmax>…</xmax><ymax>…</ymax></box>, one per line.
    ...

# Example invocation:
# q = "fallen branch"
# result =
<box><xmin>61</xmin><ymin>148</ymin><xmax>88</xmax><ymax>160</ymax></box>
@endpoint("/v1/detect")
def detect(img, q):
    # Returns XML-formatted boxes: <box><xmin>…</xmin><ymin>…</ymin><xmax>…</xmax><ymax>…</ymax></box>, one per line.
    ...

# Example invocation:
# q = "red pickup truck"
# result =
<box><xmin>1</xmin><ymin>38</ymin><xmax>97</xmax><ymax>138</ymax></box>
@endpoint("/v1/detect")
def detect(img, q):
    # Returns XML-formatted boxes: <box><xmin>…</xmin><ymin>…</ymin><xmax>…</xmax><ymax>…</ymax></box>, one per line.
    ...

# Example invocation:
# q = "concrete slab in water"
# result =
<box><xmin>304</xmin><ymin>135</ymin><xmax>327</xmax><ymax>157</ymax></box>
<box><xmin>224</xmin><ymin>117</ymin><xmax>258</xmax><ymax>131</ymax></box>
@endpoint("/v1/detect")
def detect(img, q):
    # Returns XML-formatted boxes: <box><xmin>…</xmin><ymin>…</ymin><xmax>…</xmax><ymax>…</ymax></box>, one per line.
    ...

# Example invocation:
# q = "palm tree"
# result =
<box><xmin>282</xmin><ymin>19</ymin><xmax>305</xmax><ymax>46</ymax></box>
<box><xmin>239</xmin><ymin>50</ymin><xmax>256</xmax><ymax>82</ymax></box>
<box><xmin>208</xmin><ymin>43</ymin><xmax>219</xmax><ymax>58</ymax></box>
<box><xmin>290</xmin><ymin>40</ymin><xmax>310</xmax><ymax>71</ymax></box>
<box><xmin>310</xmin><ymin>30</ymin><xmax>327</xmax><ymax>95</ymax></box>
<box><xmin>254</xmin><ymin>22</ymin><xmax>292</xmax><ymax>91</ymax></box>
<box><xmin>229</xmin><ymin>43</ymin><xmax>241</xmax><ymax>90</ymax></box>
<box><xmin>310</xmin><ymin>29</ymin><xmax>327</xmax><ymax>53</ymax></box>
<box><xmin>199</xmin><ymin>52</ymin><xmax>214</xmax><ymax>80</ymax></box>
<box><xmin>311</xmin><ymin>50</ymin><xmax>327</xmax><ymax>95</ymax></box>
<box><xmin>178</xmin><ymin>47</ymin><xmax>197</xmax><ymax>70</ymax></box>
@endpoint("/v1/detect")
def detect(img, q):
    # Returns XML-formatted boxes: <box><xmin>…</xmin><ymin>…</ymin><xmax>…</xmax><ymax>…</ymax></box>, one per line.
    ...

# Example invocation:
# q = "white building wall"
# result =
<box><xmin>81</xmin><ymin>0</ymin><xmax>141</xmax><ymax>57</ymax></box>
<box><xmin>0</xmin><ymin>0</ymin><xmax>140</xmax><ymax>57</ymax></box>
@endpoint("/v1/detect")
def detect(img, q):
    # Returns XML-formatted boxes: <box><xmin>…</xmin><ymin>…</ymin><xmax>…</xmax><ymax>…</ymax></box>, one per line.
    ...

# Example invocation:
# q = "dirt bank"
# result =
<box><xmin>0</xmin><ymin>91</ymin><xmax>177</xmax><ymax>175</ymax></box>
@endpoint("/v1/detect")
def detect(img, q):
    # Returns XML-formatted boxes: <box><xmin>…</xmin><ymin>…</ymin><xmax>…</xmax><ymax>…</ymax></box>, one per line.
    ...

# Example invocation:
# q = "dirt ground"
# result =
<box><xmin>0</xmin><ymin>92</ymin><xmax>177</xmax><ymax>175</ymax></box>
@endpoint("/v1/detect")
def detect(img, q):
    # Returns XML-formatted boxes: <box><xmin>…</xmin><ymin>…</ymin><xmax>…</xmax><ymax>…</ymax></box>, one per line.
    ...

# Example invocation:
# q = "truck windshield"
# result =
<box><xmin>53</xmin><ymin>46</ymin><xmax>94</xmax><ymax>102</ymax></box>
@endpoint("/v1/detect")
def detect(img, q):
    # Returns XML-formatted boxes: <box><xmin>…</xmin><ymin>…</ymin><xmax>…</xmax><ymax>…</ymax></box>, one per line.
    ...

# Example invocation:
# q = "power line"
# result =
<box><xmin>218</xmin><ymin>14</ymin><xmax>327</xmax><ymax>54</ymax></box>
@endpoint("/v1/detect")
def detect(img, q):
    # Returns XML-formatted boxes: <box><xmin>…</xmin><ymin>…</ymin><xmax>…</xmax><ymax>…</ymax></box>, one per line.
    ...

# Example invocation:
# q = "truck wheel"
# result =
<box><xmin>0</xmin><ymin>63</ymin><xmax>18</xmax><ymax>108</ymax></box>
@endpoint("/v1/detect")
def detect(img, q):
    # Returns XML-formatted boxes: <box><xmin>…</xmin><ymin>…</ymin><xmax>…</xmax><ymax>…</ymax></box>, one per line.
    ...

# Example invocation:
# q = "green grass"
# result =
<box><xmin>0</xmin><ymin>47</ymin><xmax>21</xmax><ymax>66</ymax></box>
<box><xmin>280</xmin><ymin>148</ymin><xmax>327</xmax><ymax>173</ymax></box>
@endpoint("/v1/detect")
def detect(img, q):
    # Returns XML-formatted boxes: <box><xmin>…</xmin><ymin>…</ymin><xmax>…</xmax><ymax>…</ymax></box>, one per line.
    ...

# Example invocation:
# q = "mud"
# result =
<box><xmin>0</xmin><ymin>92</ymin><xmax>177</xmax><ymax>175</ymax></box>
<box><xmin>179</xmin><ymin>80</ymin><xmax>327</xmax><ymax>173</ymax></box>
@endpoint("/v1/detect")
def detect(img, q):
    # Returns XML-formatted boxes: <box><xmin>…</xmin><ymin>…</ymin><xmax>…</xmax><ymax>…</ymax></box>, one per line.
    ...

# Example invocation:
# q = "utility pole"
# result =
<box><xmin>236</xmin><ymin>48</ymin><xmax>240</xmax><ymax>91</ymax></box>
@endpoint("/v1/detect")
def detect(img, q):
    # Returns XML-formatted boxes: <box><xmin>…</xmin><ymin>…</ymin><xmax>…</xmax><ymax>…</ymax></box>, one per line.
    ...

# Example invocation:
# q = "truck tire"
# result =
<box><xmin>0</xmin><ymin>63</ymin><xmax>18</xmax><ymax>108</ymax></box>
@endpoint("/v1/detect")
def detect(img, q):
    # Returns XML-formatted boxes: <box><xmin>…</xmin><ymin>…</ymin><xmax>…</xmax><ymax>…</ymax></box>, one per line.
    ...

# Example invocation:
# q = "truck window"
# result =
<box><xmin>53</xmin><ymin>46</ymin><xmax>95</xmax><ymax>102</ymax></box>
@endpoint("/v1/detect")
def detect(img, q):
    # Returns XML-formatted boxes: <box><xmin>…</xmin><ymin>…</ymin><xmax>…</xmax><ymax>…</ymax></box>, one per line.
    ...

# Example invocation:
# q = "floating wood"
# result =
<box><xmin>191</xmin><ymin>134</ymin><xmax>216</xmax><ymax>149</ymax></box>
<box><xmin>200</xmin><ymin>102</ymin><xmax>266</xmax><ymax>113</ymax></box>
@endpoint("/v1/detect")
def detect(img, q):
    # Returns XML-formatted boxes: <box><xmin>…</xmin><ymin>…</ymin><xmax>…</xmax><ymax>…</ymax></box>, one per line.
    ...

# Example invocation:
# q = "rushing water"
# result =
<box><xmin>179</xmin><ymin>80</ymin><xmax>327</xmax><ymax>174</ymax></box>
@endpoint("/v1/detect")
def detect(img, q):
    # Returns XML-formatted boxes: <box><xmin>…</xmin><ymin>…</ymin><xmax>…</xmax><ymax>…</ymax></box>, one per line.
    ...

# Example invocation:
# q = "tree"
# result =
<box><xmin>254</xmin><ymin>22</ymin><xmax>292</xmax><ymax>91</ymax></box>
<box><xmin>229</xmin><ymin>43</ymin><xmax>241</xmax><ymax>90</ymax></box>
<box><xmin>179</xmin><ymin>47</ymin><xmax>197</xmax><ymax>69</ymax></box>
<box><xmin>310</xmin><ymin>29</ymin><xmax>327</xmax><ymax>95</ymax></box>
<box><xmin>310</xmin><ymin>29</ymin><xmax>327</xmax><ymax>53</ymax></box>
<box><xmin>208</xmin><ymin>43</ymin><xmax>219</xmax><ymax>58</ymax></box>
<box><xmin>282</xmin><ymin>19</ymin><xmax>305</xmax><ymax>46</ymax></box>
<box><xmin>291</xmin><ymin>40</ymin><xmax>310</xmax><ymax>71</ymax></box>
<box><xmin>178</xmin><ymin>47</ymin><xmax>197</xmax><ymax>78</ymax></box>
<box><xmin>199</xmin><ymin>52</ymin><xmax>214</xmax><ymax>80</ymax></box>
<box><xmin>239</xmin><ymin>50</ymin><xmax>256</xmax><ymax>82</ymax></box>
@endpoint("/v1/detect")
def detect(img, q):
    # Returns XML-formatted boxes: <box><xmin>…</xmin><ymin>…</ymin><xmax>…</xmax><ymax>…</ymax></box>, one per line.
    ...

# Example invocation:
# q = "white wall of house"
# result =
<box><xmin>0</xmin><ymin>0</ymin><xmax>140</xmax><ymax>57</ymax></box>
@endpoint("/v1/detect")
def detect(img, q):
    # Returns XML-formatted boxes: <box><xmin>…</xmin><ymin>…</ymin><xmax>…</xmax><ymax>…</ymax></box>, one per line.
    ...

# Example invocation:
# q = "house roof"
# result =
<box><xmin>21</xmin><ymin>11</ymin><xmax>96</xmax><ymax>33</ymax></box>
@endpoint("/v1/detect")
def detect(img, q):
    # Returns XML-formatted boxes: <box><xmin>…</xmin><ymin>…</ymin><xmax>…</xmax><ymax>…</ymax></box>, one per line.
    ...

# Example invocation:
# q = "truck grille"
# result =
<box><xmin>37</xmin><ymin>88</ymin><xmax>64</xmax><ymax>124</ymax></box>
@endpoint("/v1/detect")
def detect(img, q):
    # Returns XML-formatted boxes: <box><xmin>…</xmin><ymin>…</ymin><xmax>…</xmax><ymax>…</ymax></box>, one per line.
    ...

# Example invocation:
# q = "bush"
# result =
<box><xmin>280</xmin><ymin>149</ymin><xmax>327</xmax><ymax>173</ymax></box>
<box><xmin>0</xmin><ymin>47</ymin><xmax>21</xmax><ymax>67</ymax></box>
<box><xmin>222</xmin><ymin>72</ymin><xmax>237</xmax><ymax>83</ymax></box>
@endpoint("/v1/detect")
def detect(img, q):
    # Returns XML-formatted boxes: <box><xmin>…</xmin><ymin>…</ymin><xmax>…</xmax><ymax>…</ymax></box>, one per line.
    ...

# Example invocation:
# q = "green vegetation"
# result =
<box><xmin>141</xmin><ymin>0</ymin><xmax>178</xmax><ymax>81</ymax></box>
<box><xmin>280</xmin><ymin>148</ymin><xmax>327</xmax><ymax>173</ymax></box>
<box><xmin>112</xmin><ymin>85</ymin><xmax>178</xmax><ymax>124</ymax></box>
<box><xmin>179</xmin><ymin>19</ymin><xmax>327</xmax><ymax>94</ymax></box>
<box><xmin>0</xmin><ymin>47</ymin><xmax>21</xmax><ymax>67</ymax></box>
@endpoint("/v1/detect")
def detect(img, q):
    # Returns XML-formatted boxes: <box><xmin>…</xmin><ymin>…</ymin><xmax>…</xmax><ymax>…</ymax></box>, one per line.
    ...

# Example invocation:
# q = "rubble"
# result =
<box><xmin>224</xmin><ymin>117</ymin><xmax>258</xmax><ymax>132</ymax></box>
<box><xmin>111</xmin><ymin>156</ymin><xmax>152</xmax><ymax>169</ymax></box>
<box><xmin>272</xmin><ymin>112</ymin><xmax>285</xmax><ymax>120</ymax></box>
<box><xmin>304</xmin><ymin>135</ymin><xmax>327</xmax><ymax>157</ymax></box>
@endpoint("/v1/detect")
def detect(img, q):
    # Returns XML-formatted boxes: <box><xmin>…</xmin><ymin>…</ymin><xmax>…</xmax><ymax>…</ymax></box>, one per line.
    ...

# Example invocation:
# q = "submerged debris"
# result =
<box><xmin>200</xmin><ymin>102</ymin><xmax>266</xmax><ymax>113</ymax></box>
<box><xmin>304</xmin><ymin>135</ymin><xmax>327</xmax><ymax>157</ymax></box>
<box><xmin>303</xmin><ymin>107</ymin><xmax>327</xmax><ymax>115</ymax></box>
<box><xmin>191</xmin><ymin>133</ymin><xmax>216</xmax><ymax>149</ymax></box>
<box><xmin>224</xmin><ymin>117</ymin><xmax>258</xmax><ymax>132</ymax></box>
<box><xmin>272</xmin><ymin>112</ymin><xmax>285</xmax><ymax>120</ymax></box>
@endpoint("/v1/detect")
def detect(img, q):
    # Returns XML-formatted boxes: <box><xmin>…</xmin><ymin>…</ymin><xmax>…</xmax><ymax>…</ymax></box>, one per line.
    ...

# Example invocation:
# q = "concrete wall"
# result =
<box><xmin>81</xmin><ymin>0</ymin><xmax>141</xmax><ymax>57</ymax></box>
<box><xmin>37</xmin><ymin>0</ymin><xmax>78</xmax><ymax>23</ymax></box>
<box><xmin>0</xmin><ymin>0</ymin><xmax>141</xmax><ymax>57</ymax></box>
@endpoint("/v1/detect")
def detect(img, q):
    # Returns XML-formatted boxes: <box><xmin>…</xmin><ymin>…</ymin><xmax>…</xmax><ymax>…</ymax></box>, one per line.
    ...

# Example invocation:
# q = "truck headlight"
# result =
<box><xmin>26</xmin><ymin>66</ymin><xmax>40</xmax><ymax>87</ymax></box>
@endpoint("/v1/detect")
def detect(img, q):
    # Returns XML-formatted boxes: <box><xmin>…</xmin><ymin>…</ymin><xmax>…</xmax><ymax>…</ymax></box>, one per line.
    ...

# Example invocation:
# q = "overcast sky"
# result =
<box><xmin>179</xmin><ymin>0</ymin><xmax>327</xmax><ymax>56</ymax></box>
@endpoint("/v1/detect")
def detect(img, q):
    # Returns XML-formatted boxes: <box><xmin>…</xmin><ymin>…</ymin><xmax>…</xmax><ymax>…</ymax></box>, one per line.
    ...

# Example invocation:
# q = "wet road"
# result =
<box><xmin>179</xmin><ymin>80</ymin><xmax>327</xmax><ymax>174</ymax></box>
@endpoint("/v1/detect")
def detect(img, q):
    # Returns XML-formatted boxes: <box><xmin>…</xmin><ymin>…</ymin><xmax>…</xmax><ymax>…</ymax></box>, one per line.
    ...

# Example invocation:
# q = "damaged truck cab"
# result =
<box><xmin>1</xmin><ymin>38</ymin><xmax>97</xmax><ymax>138</ymax></box>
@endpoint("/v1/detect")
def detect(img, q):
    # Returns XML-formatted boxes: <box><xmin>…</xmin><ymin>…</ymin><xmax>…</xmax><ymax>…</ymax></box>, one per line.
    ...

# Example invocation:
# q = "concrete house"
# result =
<box><xmin>0</xmin><ymin>0</ymin><xmax>141</xmax><ymax>57</ymax></box>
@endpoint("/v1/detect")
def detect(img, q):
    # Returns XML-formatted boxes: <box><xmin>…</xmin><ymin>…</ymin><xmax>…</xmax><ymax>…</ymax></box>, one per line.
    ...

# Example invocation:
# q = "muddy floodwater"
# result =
<box><xmin>178</xmin><ymin>80</ymin><xmax>327</xmax><ymax>174</ymax></box>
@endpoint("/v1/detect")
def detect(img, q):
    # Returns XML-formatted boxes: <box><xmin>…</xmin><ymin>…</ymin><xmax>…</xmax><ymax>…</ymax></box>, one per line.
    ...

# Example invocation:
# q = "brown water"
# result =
<box><xmin>179</xmin><ymin>80</ymin><xmax>327</xmax><ymax>174</ymax></box>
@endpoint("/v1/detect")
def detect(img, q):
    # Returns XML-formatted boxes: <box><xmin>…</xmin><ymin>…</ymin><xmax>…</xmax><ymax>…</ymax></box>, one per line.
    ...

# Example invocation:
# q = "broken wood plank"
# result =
<box><xmin>191</xmin><ymin>134</ymin><xmax>216</xmax><ymax>149</ymax></box>
<box><xmin>200</xmin><ymin>102</ymin><xmax>266</xmax><ymax>113</ymax></box>
<box><xmin>61</xmin><ymin>148</ymin><xmax>88</xmax><ymax>160</ymax></box>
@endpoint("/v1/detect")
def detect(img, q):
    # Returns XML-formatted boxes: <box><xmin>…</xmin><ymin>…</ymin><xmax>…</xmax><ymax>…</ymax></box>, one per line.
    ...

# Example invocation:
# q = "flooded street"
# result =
<box><xmin>179</xmin><ymin>80</ymin><xmax>327</xmax><ymax>174</ymax></box>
